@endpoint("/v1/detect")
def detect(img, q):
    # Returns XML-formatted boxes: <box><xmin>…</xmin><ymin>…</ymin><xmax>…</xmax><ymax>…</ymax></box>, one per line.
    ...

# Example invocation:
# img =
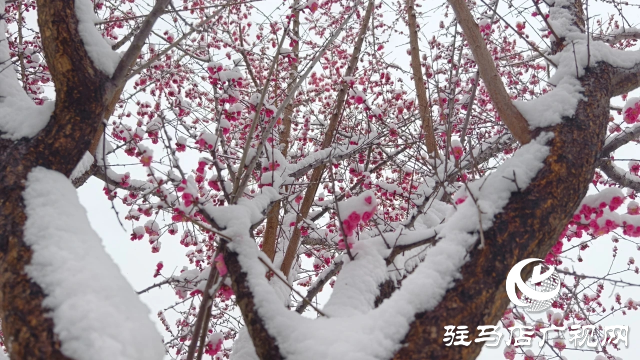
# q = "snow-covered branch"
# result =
<box><xmin>598</xmin><ymin>160</ymin><xmax>640</xmax><ymax>192</ymax></box>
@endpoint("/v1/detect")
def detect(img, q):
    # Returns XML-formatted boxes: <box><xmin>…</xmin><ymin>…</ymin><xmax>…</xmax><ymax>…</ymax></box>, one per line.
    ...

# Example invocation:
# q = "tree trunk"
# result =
<box><xmin>391</xmin><ymin>63</ymin><xmax>613</xmax><ymax>360</ymax></box>
<box><xmin>0</xmin><ymin>1</ymin><xmax>113</xmax><ymax>358</ymax></box>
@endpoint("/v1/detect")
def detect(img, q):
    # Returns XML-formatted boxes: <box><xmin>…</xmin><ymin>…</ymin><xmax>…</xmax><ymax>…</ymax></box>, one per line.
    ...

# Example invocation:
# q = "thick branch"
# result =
<box><xmin>111</xmin><ymin>0</ymin><xmax>171</xmax><ymax>86</ymax></box>
<box><xmin>601</xmin><ymin>124</ymin><xmax>640</xmax><ymax>156</ymax></box>
<box><xmin>223</xmin><ymin>246</ymin><xmax>284</xmax><ymax>359</ymax></box>
<box><xmin>611</xmin><ymin>62</ymin><xmax>640</xmax><ymax>97</ymax></box>
<box><xmin>448</xmin><ymin>0</ymin><xmax>531</xmax><ymax>144</ymax></box>
<box><xmin>279</xmin><ymin>0</ymin><xmax>375</xmax><ymax>278</ymax></box>
<box><xmin>598</xmin><ymin>160</ymin><xmax>640</xmax><ymax>192</ymax></box>
<box><xmin>0</xmin><ymin>0</ymin><xmax>115</xmax><ymax>358</ymax></box>
<box><xmin>406</xmin><ymin>0</ymin><xmax>438</xmax><ymax>155</ymax></box>
<box><xmin>262</xmin><ymin>12</ymin><xmax>300</xmax><ymax>262</ymax></box>
<box><xmin>392</xmin><ymin>62</ymin><xmax>614</xmax><ymax>359</ymax></box>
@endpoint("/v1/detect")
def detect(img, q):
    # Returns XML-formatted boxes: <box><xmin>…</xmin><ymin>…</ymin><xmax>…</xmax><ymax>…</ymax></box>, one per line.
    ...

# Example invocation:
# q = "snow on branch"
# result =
<box><xmin>602</xmin><ymin>123</ymin><xmax>640</xmax><ymax>156</ymax></box>
<box><xmin>286</xmin><ymin>131</ymin><xmax>382</xmax><ymax>179</ymax></box>
<box><xmin>295</xmin><ymin>259</ymin><xmax>343</xmax><ymax>314</ymax></box>
<box><xmin>595</xmin><ymin>26</ymin><xmax>640</xmax><ymax>44</ymax></box>
<box><xmin>23</xmin><ymin>168</ymin><xmax>164</xmax><ymax>360</ymax></box>
<box><xmin>513</xmin><ymin>3</ymin><xmax>640</xmax><ymax>130</ymax></box>
<box><xmin>224</xmin><ymin>132</ymin><xmax>553</xmax><ymax>359</ymax></box>
<box><xmin>74</xmin><ymin>0</ymin><xmax>122</xmax><ymax>76</ymax></box>
<box><xmin>0</xmin><ymin>0</ymin><xmax>53</xmax><ymax>139</ymax></box>
<box><xmin>598</xmin><ymin>160</ymin><xmax>640</xmax><ymax>192</ymax></box>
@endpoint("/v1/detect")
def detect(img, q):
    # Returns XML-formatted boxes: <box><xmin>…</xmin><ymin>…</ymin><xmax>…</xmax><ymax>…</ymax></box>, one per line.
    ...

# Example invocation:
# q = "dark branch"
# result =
<box><xmin>598</xmin><ymin>160</ymin><xmax>640</xmax><ymax>192</ymax></box>
<box><xmin>611</xmin><ymin>62</ymin><xmax>640</xmax><ymax>97</ymax></box>
<box><xmin>295</xmin><ymin>260</ymin><xmax>343</xmax><ymax>314</ymax></box>
<box><xmin>601</xmin><ymin>124</ymin><xmax>640</xmax><ymax>156</ymax></box>
<box><xmin>111</xmin><ymin>0</ymin><xmax>172</xmax><ymax>86</ymax></box>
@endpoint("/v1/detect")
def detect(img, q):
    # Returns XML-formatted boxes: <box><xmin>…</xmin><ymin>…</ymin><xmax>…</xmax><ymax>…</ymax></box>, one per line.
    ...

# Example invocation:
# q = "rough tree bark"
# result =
<box><xmin>226</xmin><ymin>54</ymin><xmax>619</xmax><ymax>360</ymax></box>
<box><xmin>391</xmin><ymin>62</ymin><xmax>614</xmax><ymax>360</ymax></box>
<box><xmin>0</xmin><ymin>0</ymin><xmax>167</xmax><ymax>357</ymax></box>
<box><xmin>0</xmin><ymin>0</ymin><xmax>113</xmax><ymax>357</ymax></box>
<box><xmin>2</xmin><ymin>1</ymin><xmax>639</xmax><ymax>360</ymax></box>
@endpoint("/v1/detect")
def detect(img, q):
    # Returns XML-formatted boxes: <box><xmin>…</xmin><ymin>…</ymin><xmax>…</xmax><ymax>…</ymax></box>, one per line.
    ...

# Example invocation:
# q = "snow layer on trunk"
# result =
<box><xmin>23</xmin><ymin>167</ymin><xmax>164</xmax><ymax>360</ymax></box>
<box><xmin>514</xmin><ymin>0</ymin><xmax>640</xmax><ymax>129</ymax></box>
<box><xmin>75</xmin><ymin>0</ymin><xmax>122</xmax><ymax>76</ymax></box>
<box><xmin>226</xmin><ymin>133</ymin><xmax>553</xmax><ymax>359</ymax></box>
<box><xmin>0</xmin><ymin>0</ymin><xmax>54</xmax><ymax>140</ymax></box>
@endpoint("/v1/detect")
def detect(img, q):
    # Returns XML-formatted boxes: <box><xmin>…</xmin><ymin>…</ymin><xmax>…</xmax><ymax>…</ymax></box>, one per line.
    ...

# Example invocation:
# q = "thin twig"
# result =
<box><xmin>257</xmin><ymin>257</ymin><xmax>327</xmax><ymax>317</ymax></box>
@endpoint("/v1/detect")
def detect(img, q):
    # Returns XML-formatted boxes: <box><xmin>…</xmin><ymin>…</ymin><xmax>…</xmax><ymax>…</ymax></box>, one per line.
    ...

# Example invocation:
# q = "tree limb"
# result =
<box><xmin>295</xmin><ymin>259</ymin><xmax>343</xmax><ymax>314</ymax></box>
<box><xmin>598</xmin><ymin>160</ymin><xmax>640</xmax><ymax>192</ymax></box>
<box><xmin>0</xmin><ymin>0</ymin><xmax>116</xmax><ymax>357</ymax></box>
<box><xmin>279</xmin><ymin>0</ymin><xmax>376</xmax><ymax>278</ymax></box>
<box><xmin>611</xmin><ymin>62</ymin><xmax>640</xmax><ymax>97</ymax></box>
<box><xmin>392</xmin><ymin>62</ymin><xmax>614</xmax><ymax>360</ymax></box>
<box><xmin>448</xmin><ymin>0</ymin><xmax>532</xmax><ymax>144</ymax></box>
<box><xmin>405</xmin><ymin>0</ymin><xmax>438</xmax><ymax>155</ymax></box>
<box><xmin>111</xmin><ymin>0</ymin><xmax>171</xmax><ymax>87</ymax></box>
<box><xmin>262</xmin><ymin>11</ymin><xmax>300</xmax><ymax>262</ymax></box>
<box><xmin>601</xmin><ymin>124</ymin><xmax>640</xmax><ymax>156</ymax></box>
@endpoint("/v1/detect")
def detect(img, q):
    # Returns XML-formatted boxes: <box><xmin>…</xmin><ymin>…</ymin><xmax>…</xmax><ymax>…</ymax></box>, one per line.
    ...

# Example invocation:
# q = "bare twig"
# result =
<box><xmin>257</xmin><ymin>257</ymin><xmax>326</xmax><ymax>317</ymax></box>
<box><xmin>295</xmin><ymin>259</ymin><xmax>343</xmax><ymax>314</ymax></box>
<box><xmin>125</xmin><ymin>6</ymin><xmax>227</xmax><ymax>81</ymax></box>
<box><xmin>232</xmin><ymin>9</ymin><xmax>357</xmax><ymax>203</ymax></box>
<box><xmin>186</xmin><ymin>259</ymin><xmax>221</xmax><ymax>360</ymax></box>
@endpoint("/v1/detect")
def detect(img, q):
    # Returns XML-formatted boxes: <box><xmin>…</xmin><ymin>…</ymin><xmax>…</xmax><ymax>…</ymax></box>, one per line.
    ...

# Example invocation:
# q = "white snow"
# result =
<box><xmin>320</xmin><ymin>245</ymin><xmax>387</xmax><ymax>317</ymax></box>
<box><xmin>231</xmin><ymin>329</ymin><xmax>259</xmax><ymax>360</ymax></box>
<box><xmin>23</xmin><ymin>167</ymin><xmax>164</xmax><ymax>360</ymax></box>
<box><xmin>225</xmin><ymin>133</ymin><xmax>553</xmax><ymax>360</ymax></box>
<box><xmin>514</xmin><ymin>0</ymin><xmax>640</xmax><ymax>129</ymax></box>
<box><xmin>0</xmin><ymin>0</ymin><xmax>54</xmax><ymax>140</ymax></box>
<box><xmin>336</xmin><ymin>190</ymin><xmax>377</xmax><ymax>221</ymax></box>
<box><xmin>514</xmin><ymin>77</ymin><xmax>584</xmax><ymax>128</ymax></box>
<box><xmin>70</xmin><ymin>151</ymin><xmax>95</xmax><ymax>181</ymax></box>
<box><xmin>75</xmin><ymin>0</ymin><xmax>122</xmax><ymax>76</ymax></box>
